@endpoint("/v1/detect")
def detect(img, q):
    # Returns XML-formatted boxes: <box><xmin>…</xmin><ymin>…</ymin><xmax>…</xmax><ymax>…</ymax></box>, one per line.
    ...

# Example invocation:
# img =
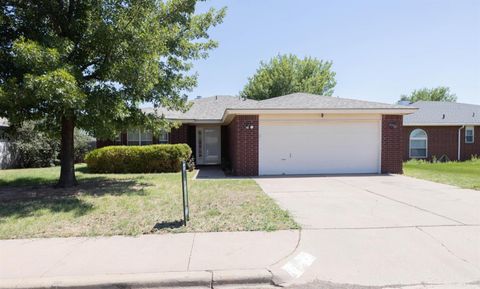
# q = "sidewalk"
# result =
<box><xmin>0</xmin><ymin>230</ymin><xmax>299</xmax><ymax>288</ymax></box>
<box><xmin>2</xmin><ymin>228</ymin><xmax>479</xmax><ymax>288</ymax></box>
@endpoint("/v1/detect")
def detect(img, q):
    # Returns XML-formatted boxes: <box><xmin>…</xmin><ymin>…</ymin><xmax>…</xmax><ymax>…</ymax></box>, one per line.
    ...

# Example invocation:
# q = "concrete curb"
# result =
<box><xmin>212</xmin><ymin>269</ymin><xmax>273</xmax><ymax>287</ymax></box>
<box><xmin>0</xmin><ymin>269</ymin><xmax>274</xmax><ymax>289</ymax></box>
<box><xmin>0</xmin><ymin>271</ymin><xmax>212</xmax><ymax>289</ymax></box>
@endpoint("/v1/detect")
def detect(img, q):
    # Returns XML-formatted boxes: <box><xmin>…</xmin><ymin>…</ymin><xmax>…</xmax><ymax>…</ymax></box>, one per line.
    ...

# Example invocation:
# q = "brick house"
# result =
<box><xmin>97</xmin><ymin>93</ymin><xmax>416</xmax><ymax>176</ymax></box>
<box><xmin>403</xmin><ymin>101</ymin><xmax>480</xmax><ymax>161</ymax></box>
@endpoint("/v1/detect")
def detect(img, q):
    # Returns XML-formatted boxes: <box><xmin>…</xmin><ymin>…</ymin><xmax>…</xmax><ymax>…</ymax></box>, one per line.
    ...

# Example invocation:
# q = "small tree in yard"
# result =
<box><xmin>240</xmin><ymin>54</ymin><xmax>337</xmax><ymax>100</ymax></box>
<box><xmin>0</xmin><ymin>1</ymin><xmax>225</xmax><ymax>187</ymax></box>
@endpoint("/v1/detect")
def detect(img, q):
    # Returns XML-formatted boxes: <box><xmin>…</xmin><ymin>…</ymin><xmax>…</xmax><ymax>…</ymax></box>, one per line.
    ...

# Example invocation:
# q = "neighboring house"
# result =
<box><xmin>98</xmin><ymin>93</ymin><xmax>415</xmax><ymax>176</ymax></box>
<box><xmin>0</xmin><ymin>118</ymin><xmax>10</xmax><ymax>169</ymax></box>
<box><xmin>403</xmin><ymin>101</ymin><xmax>480</xmax><ymax>161</ymax></box>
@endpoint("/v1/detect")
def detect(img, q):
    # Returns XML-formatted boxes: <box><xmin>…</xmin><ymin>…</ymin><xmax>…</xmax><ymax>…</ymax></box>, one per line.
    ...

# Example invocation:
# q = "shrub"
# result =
<box><xmin>85</xmin><ymin>144</ymin><xmax>192</xmax><ymax>173</ymax></box>
<box><xmin>186</xmin><ymin>156</ymin><xmax>195</xmax><ymax>172</ymax></box>
<box><xmin>7</xmin><ymin>122</ymin><xmax>60</xmax><ymax>168</ymax></box>
<box><xmin>74</xmin><ymin>129</ymin><xmax>96</xmax><ymax>163</ymax></box>
<box><xmin>5</xmin><ymin>121</ymin><xmax>96</xmax><ymax>168</ymax></box>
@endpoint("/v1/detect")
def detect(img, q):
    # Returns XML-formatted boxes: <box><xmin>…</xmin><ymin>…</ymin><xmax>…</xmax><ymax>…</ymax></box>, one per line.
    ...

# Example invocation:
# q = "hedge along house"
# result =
<box><xmin>403</xmin><ymin>101</ymin><xmax>480</xmax><ymax>161</ymax></box>
<box><xmin>96</xmin><ymin>93</ymin><xmax>416</xmax><ymax>176</ymax></box>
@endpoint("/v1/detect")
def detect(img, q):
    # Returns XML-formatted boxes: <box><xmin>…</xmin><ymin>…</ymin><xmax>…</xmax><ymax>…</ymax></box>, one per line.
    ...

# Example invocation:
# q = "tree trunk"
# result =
<box><xmin>57</xmin><ymin>116</ymin><xmax>77</xmax><ymax>188</ymax></box>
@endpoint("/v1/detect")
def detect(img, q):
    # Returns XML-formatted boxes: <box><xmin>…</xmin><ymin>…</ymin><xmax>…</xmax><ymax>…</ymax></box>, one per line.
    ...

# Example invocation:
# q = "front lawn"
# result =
<box><xmin>0</xmin><ymin>165</ymin><xmax>298</xmax><ymax>239</ymax></box>
<box><xmin>403</xmin><ymin>159</ymin><xmax>480</xmax><ymax>190</ymax></box>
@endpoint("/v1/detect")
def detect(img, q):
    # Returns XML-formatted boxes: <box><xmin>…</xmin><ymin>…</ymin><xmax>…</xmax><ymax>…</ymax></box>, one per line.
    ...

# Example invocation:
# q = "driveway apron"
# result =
<box><xmin>255</xmin><ymin>175</ymin><xmax>480</xmax><ymax>287</ymax></box>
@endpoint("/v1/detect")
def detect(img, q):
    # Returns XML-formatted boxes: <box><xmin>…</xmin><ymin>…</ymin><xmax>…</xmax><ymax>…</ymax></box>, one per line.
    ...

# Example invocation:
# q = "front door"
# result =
<box><xmin>196</xmin><ymin>126</ymin><xmax>221</xmax><ymax>165</ymax></box>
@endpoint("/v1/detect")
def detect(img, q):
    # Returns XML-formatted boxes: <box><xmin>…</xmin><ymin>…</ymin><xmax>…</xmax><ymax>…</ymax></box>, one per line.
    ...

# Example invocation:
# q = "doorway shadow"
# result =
<box><xmin>195</xmin><ymin>166</ymin><xmax>227</xmax><ymax>179</ymax></box>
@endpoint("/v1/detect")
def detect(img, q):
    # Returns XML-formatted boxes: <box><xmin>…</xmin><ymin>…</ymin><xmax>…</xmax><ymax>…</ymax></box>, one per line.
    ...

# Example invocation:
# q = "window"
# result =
<box><xmin>127</xmin><ymin>129</ymin><xmax>140</xmax><ymax>145</ymax></box>
<box><xmin>127</xmin><ymin>129</ymin><xmax>152</xmax><ymax>145</ymax></box>
<box><xmin>409</xmin><ymin>129</ymin><xmax>428</xmax><ymax>158</ymax></box>
<box><xmin>140</xmin><ymin>131</ymin><xmax>153</xmax><ymax>145</ymax></box>
<box><xmin>158</xmin><ymin>131</ymin><xmax>169</xmax><ymax>144</ymax></box>
<box><xmin>465</xmin><ymin>126</ymin><xmax>474</xmax><ymax>144</ymax></box>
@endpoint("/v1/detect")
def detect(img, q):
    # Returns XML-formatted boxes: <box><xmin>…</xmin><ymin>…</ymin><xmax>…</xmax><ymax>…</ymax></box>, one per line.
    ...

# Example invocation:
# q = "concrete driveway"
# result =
<box><xmin>255</xmin><ymin>175</ymin><xmax>480</xmax><ymax>288</ymax></box>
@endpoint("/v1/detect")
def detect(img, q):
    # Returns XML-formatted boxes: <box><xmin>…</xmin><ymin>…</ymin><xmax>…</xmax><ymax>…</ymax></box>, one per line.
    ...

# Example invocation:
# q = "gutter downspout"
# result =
<box><xmin>458</xmin><ymin>125</ymin><xmax>465</xmax><ymax>161</ymax></box>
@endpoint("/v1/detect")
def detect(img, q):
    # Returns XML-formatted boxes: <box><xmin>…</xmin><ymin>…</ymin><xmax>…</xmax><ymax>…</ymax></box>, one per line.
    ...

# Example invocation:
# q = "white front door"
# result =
<box><xmin>196</xmin><ymin>126</ymin><xmax>221</xmax><ymax>165</ymax></box>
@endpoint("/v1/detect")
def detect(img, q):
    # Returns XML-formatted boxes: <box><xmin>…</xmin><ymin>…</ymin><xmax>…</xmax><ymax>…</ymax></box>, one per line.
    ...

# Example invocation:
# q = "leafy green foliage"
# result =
<box><xmin>7</xmin><ymin>122</ymin><xmax>60</xmax><ymax>168</ymax></box>
<box><xmin>85</xmin><ymin>144</ymin><xmax>192</xmax><ymax>173</ymax></box>
<box><xmin>5</xmin><ymin>122</ymin><xmax>95</xmax><ymax>168</ymax></box>
<box><xmin>73</xmin><ymin>129</ymin><xmax>95</xmax><ymax>163</ymax></box>
<box><xmin>186</xmin><ymin>156</ymin><xmax>196</xmax><ymax>172</ymax></box>
<box><xmin>240</xmin><ymin>54</ymin><xmax>336</xmax><ymax>100</ymax></box>
<box><xmin>400</xmin><ymin>87</ymin><xmax>457</xmax><ymax>103</ymax></box>
<box><xmin>0</xmin><ymin>1</ymin><xmax>225</xmax><ymax>185</ymax></box>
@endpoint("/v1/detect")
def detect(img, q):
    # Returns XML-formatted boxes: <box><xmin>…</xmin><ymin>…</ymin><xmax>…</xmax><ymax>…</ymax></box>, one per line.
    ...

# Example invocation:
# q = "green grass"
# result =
<box><xmin>404</xmin><ymin>159</ymin><xmax>480</xmax><ymax>190</ymax></box>
<box><xmin>0</xmin><ymin>164</ymin><xmax>298</xmax><ymax>239</ymax></box>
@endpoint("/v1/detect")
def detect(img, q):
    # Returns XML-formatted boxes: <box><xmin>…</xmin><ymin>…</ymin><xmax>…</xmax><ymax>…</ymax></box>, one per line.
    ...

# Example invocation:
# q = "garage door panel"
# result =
<box><xmin>259</xmin><ymin>121</ymin><xmax>380</xmax><ymax>175</ymax></box>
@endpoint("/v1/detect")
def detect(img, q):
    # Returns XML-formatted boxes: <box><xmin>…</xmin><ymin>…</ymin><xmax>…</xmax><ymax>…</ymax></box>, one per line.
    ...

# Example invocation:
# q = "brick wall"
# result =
<box><xmin>461</xmin><ymin>126</ymin><xmax>480</xmax><ymax>160</ymax></box>
<box><xmin>96</xmin><ymin>132</ymin><xmax>126</xmax><ymax>148</ymax></box>
<box><xmin>96</xmin><ymin>139</ymin><xmax>113</xmax><ymax>148</ymax></box>
<box><xmin>403</xmin><ymin>125</ymin><xmax>480</xmax><ymax>161</ymax></box>
<box><xmin>227</xmin><ymin>115</ymin><xmax>259</xmax><ymax>176</ymax></box>
<box><xmin>381</xmin><ymin>115</ymin><xmax>404</xmax><ymax>174</ymax></box>
<box><xmin>121</xmin><ymin>132</ymin><xmax>127</xmax><ymax>145</ymax></box>
<box><xmin>169</xmin><ymin>124</ymin><xmax>189</xmax><ymax>144</ymax></box>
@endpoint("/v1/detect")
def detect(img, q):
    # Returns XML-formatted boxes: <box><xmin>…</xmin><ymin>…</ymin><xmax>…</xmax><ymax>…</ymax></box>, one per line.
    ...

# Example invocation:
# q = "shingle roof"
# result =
<box><xmin>403</xmin><ymin>101</ymin><xmax>480</xmax><ymax>125</ymax></box>
<box><xmin>142</xmin><ymin>95</ymin><xmax>256</xmax><ymax>121</ymax></box>
<box><xmin>142</xmin><ymin>93</ymin><xmax>413</xmax><ymax>122</ymax></box>
<box><xmin>234</xmin><ymin>93</ymin><xmax>410</xmax><ymax>110</ymax></box>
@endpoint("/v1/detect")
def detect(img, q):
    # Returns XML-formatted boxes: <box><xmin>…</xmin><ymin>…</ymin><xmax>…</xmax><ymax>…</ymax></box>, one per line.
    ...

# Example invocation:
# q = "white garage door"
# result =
<box><xmin>259</xmin><ymin>117</ymin><xmax>381</xmax><ymax>175</ymax></box>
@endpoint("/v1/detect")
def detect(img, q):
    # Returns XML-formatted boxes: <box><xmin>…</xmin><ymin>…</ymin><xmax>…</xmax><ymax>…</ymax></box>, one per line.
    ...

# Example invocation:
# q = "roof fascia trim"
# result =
<box><xmin>221</xmin><ymin>108</ymin><xmax>417</xmax><ymax>121</ymax></box>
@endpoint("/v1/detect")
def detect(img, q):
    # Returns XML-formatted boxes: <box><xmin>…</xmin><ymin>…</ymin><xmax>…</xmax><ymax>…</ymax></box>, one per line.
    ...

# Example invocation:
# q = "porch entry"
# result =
<box><xmin>196</xmin><ymin>126</ymin><xmax>221</xmax><ymax>165</ymax></box>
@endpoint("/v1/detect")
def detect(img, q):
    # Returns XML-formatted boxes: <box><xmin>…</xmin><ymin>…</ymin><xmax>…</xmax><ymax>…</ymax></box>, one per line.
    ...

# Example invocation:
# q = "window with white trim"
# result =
<box><xmin>409</xmin><ymin>129</ymin><xmax>428</xmax><ymax>158</ymax></box>
<box><xmin>127</xmin><ymin>129</ymin><xmax>152</xmax><ymax>145</ymax></box>
<box><xmin>158</xmin><ymin>131</ymin><xmax>169</xmax><ymax>144</ymax></box>
<box><xmin>465</xmin><ymin>126</ymin><xmax>474</xmax><ymax>144</ymax></box>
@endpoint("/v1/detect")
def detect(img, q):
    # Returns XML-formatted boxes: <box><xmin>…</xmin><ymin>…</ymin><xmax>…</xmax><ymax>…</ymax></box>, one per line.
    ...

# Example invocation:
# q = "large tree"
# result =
<box><xmin>240</xmin><ymin>54</ymin><xmax>336</xmax><ymax>100</ymax></box>
<box><xmin>0</xmin><ymin>0</ymin><xmax>225</xmax><ymax>187</ymax></box>
<box><xmin>400</xmin><ymin>87</ymin><xmax>457</xmax><ymax>103</ymax></box>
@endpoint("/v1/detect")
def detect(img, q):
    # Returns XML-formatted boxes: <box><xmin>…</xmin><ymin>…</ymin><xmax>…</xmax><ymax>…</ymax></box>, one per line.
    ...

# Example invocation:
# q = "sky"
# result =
<box><xmin>190</xmin><ymin>0</ymin><xmax>480</xmax><ymax>104</ymax></box>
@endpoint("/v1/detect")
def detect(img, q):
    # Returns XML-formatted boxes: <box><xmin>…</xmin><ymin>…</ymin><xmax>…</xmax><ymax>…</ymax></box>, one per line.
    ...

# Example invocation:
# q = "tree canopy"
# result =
<box><xmin>240</xmin><ymin>54</ymin><xmax>336</xmax><ymax>100</ymax></box>
<box><xmin>400</xmin><ymin>87</ymin><xmax>457</xmax><ymax>103</ymax></box>
<box><xmin>0</xmin><ymin>0</ymin><xmax>225</xmax><ymax>187</ymax></box>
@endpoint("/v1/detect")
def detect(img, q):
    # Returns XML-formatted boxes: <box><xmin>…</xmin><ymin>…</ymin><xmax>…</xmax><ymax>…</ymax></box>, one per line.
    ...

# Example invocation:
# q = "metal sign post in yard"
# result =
<box><xmin>181</xmin><ymin>160</ymin><xmax>189</xmax><ymax>226</ymax></box>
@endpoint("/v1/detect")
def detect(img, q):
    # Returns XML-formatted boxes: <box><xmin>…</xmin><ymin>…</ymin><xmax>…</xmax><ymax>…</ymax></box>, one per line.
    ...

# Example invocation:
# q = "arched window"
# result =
<box><xmin>409</xmin><ymin>129</ymin><xmax>428</xmax><ymax>158</ymax></box>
